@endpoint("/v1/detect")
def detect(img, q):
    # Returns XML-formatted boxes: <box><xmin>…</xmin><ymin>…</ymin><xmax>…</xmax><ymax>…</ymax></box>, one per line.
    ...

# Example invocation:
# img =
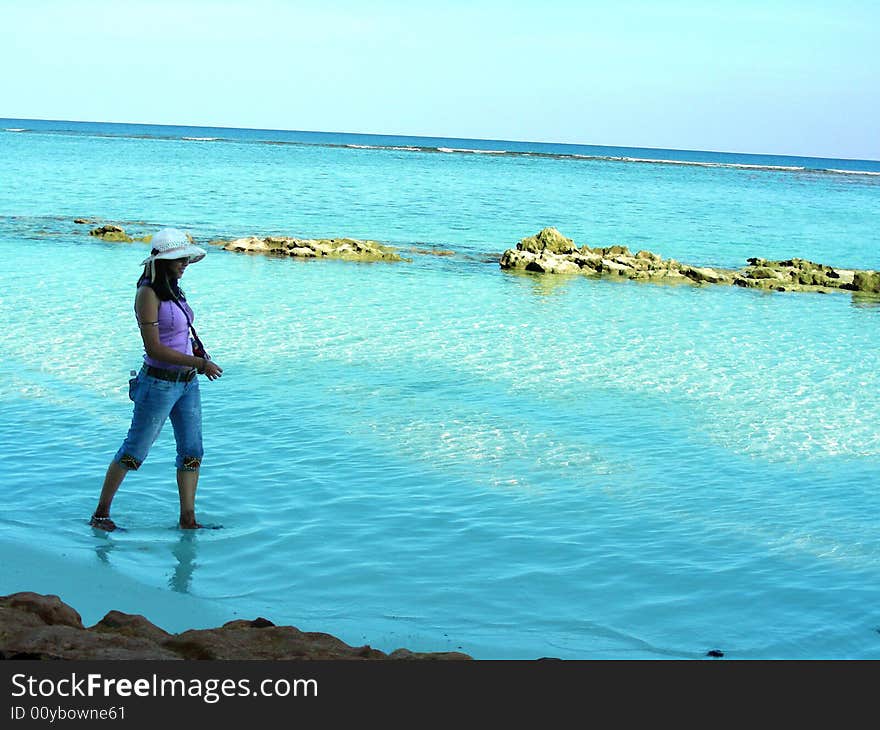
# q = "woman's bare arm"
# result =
<box><xmin>135</xmin><ymin>286</ymin><xmax>222</xmax><ymax>378</ymax></box>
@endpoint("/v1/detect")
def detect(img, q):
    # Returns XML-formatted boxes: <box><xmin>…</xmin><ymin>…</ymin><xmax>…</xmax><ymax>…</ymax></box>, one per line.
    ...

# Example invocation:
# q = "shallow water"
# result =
<box><xmin>1</xmin><ymin>121</ymin><xmax>879</xmax><ymax>658</ymax></box>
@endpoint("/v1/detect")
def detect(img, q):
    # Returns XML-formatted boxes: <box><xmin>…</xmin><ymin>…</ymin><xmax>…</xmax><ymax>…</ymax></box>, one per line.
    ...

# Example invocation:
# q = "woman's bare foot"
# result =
<box><xmin>90</xmin><ymin>514</ymin><xmax>117</xmax><ymax>532</ymax></box>
<box><xmin>179</xmin><ymin>512</ymin><xmax>203</xmax><ymax>529</ymax></box>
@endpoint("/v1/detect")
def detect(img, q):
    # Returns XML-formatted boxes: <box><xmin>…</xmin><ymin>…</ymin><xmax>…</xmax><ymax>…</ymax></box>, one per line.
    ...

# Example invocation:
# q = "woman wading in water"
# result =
<box><xmin>90</xmin><ymin>228</ymin><xmax>223</xmax><ymax>531</ymax></box>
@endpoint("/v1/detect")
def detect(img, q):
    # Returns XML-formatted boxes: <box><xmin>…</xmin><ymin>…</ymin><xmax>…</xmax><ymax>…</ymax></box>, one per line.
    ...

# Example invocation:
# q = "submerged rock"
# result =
<box><xmin>0</xmin><ymin>592</ymin><xmax>471</xmax><ymax>660</ymax></box>
<box><xmin>213</xmin><ymin>235</ymin><xmax>406</xmax><ymax>263</ymax></box>
<box><xmin>410</xmin><ymin>246</ymin><xmax>456</xmax><ymax>257</ymax></box>
<box><xmin>500</xmin><ymin>228</ymin><xmax>880</xmax><ymax>295</ymax></box>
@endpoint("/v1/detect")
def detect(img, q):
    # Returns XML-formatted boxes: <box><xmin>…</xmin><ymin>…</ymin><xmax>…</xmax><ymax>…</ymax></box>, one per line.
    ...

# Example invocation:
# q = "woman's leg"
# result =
<box><xmin>90</xmin><ymin>461</ymin><xmax>129</xmax><ymax>530</ymax></box>
<box><xmin>176</xmin><ymin>468</ymin><xmax>201</xmax><ymax>528</ymax></box>
<box><xmin>170</xmin><ymin>379</ymin><xmax>204</xmax><ymax>528</ymax></box>
<box><xmin>91</xmin><ymin>375</ymin><xmax>177</xmax><ymax>530</ymax></box>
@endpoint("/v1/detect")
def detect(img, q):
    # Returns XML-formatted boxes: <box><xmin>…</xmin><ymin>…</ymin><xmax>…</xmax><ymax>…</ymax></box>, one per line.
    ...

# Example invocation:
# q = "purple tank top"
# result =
<box><xmin>138</xmin><ymin>284</ymin><xmax>195</xmax><ymax>370</ymax></box>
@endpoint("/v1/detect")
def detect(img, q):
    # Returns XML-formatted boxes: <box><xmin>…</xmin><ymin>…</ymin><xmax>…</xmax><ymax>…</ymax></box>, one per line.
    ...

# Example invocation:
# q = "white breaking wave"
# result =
<box><xmin>615</xmin><ymin>156</ymin><xmax>806</xmax><ymax>172</ymax></box>
<box><xmin>437</xmin><ymin>147</ymin><xmax>506</xmax><ymax>154</ymax></box>
<box><xmin>347</xmin><ymin>144</ymin><xmax>423</xmax><ymax>152</ymax></box>
<box><xmin>182</xmin><ymin>136</ymin><xmax>220</xmax><ymax>141</ymax></box>
<box><xmin>727</xmin><ymin>162</ymin><xmax>805</xmax><ymax>171</ymax></box>
<box><xmin>4</xmin><ymin>128</ymin><xmax>26</xmax><ymax>132</ymax></box>
<box><xmin>826</xmin><ymin>169</ymin><xmax>880</xmax><ymax>176</ymax></box>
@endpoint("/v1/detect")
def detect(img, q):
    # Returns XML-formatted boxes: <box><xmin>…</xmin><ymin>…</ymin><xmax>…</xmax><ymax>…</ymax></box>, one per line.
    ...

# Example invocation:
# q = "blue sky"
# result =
<box><xmin>2</xmin><ymin>0</ymin><xmax>877</xmax><ymax>159</ymax></box>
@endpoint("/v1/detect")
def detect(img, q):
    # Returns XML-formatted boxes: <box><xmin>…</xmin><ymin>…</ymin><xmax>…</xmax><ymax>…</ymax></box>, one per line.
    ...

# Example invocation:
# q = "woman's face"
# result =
<box><xmin>166</xmin><ymin>257</ymin><xmax>190</xmax><ymax>280</ymax></box>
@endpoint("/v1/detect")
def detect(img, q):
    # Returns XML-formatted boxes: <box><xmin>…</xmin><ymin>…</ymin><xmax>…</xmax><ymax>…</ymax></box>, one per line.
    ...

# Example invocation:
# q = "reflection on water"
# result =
<box><xmin>851</xmin><ymin>292</ymin><xmax>880</xmax><ymax>310</ymax></box>
<box><xmin>169</xmin><ymin>530</ymin><xmax>198</xmax><ymax>594</ymax></box>
<box><xmin>93</xmin><ymin>533</ymin><xmax>114</xmax><ymax>565</ymax></box>
<box><xmin>502</xmin><ymin>268</ymin><xmax>577</xmax><ymax>297</ymax></box>
<box><xmin>91</xmin><ymin>529</ymin><xmax>199</xmax><ymax>595</ymax></box>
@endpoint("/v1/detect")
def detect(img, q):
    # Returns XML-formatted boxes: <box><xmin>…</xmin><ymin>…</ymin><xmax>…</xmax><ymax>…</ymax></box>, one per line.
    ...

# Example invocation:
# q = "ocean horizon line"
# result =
<box><xmin>3</xmin><ymin>115</ymin><xmax>878</xmax><ymax>166</ymax></box>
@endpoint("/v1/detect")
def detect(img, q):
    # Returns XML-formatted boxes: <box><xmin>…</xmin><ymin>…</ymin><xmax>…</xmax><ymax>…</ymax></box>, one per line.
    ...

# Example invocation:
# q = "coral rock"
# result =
<box><xmin>214</xmin><ymin>235</ymin><xmax>405</xmax><ymax>262</ymax></box>
<box><xmin>500</xmin><ymin>228</ymin><xmax>880</xmax><ymax>297</ymax></box>
<box><xmin>0</xmin><ymin>593</ymin><xmax>471</xmax><ymax>660</ymax></box>
<box><xmin>516</xmin><ymin>227</ymin><xmax>576</xmax><ymax>255</ymax></box>
<box><xmin>89</xmin><ymin>224</ymin><xmax>133</xmax><ymax>242</ymax></box>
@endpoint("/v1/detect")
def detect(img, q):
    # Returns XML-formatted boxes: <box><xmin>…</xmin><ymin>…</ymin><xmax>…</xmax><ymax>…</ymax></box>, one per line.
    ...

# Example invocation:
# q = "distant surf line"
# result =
<box><xmin>5</xmin><ymin>126</ymin><xmax>879</xmax><ymax>178</ymax></box>
<box><xmin>341</xmin><ymin>143</ymin><xmax>880</xmax><ymax>177</ymax></box>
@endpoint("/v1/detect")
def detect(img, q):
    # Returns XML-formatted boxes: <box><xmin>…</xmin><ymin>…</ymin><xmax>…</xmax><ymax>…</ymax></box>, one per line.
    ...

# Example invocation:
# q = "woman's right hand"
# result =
<box><xmin>202</xmin><ymin>359</ymin><xmax>223</xmax><ymax>381</ymax></box>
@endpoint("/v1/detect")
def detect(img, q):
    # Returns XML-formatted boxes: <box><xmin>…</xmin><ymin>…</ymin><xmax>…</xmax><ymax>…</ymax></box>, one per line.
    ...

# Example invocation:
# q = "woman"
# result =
<box><xmin>90</xmin><ymin>228</ymin><xmax>223</xmax><ymax>531</ymax></box>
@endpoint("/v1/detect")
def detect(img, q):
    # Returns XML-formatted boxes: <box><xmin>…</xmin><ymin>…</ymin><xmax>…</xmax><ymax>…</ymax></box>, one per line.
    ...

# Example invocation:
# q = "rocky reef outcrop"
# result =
<box><xmin>88</xmin><ymin>224</ymin><xmax>135</xmax><ymax>242</ymax></box>
<box><xmin>82</xmin><ymin>222</ymin><xmax>156</xmax><ymax>244</ymax></box>
<box><xmin>211</xmin><ymin>235</ymin><xmax>406</xmax><ymax>263</ymax></box>
<box><xmin>500</xmin><ymin>228</ymin><xmax>879</xmax><ymax>294</ymax></box>
<box><xmin>0</xmin><ymin>592</ymin><xmax>471</xmax><ymax>660</ymax></box>
<box><xmin>79</xmin><ymin>220</ymin><xmax>403</xmax><ymax>262</ymax></box>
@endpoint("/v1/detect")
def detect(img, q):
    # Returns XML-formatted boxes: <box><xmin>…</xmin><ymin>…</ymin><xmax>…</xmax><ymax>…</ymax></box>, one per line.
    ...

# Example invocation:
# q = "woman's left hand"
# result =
<box><xmin>202</xmin><ymin>359</ymin><xmax>223</xmax><ymax>381</ymax></box>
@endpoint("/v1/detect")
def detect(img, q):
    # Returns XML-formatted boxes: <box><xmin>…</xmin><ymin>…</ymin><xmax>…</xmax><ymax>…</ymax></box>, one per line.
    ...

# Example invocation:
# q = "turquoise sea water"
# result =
<box><xmin>1</xmin><ymin>119</ymin><xmax>879</xmax><ymax>659</ymax></box>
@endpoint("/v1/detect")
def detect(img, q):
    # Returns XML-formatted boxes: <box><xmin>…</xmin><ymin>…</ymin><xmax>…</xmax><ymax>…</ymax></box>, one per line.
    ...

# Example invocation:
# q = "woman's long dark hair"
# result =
<box><xmin>137</xmin><ymin>259</ymin><xmax>185</xmax><ymax>301</ymax></box>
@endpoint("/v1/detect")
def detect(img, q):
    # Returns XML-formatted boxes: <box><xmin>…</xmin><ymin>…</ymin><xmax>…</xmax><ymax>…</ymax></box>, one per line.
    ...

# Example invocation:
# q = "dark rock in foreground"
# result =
<box><xmin>500</xmin><ymin>227</ymin><xmax>879</xmax><ymax>295</ymax></box>
<box><xmin>0</xmin><ymin>592</ymin><xmax>471</xmax><ymax>660</ymax></box>
<box><xmin>212</xmin><ymin>235</ymin><xmax>406</xmax><ymax>263</ymax></box>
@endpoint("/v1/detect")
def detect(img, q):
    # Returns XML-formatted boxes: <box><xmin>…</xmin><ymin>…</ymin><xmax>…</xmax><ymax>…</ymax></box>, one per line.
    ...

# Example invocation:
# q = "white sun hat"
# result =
<box><xmin>140</xmin><ymin>228</ymin><xmax>207</xmax><ymax>281</ymax></box>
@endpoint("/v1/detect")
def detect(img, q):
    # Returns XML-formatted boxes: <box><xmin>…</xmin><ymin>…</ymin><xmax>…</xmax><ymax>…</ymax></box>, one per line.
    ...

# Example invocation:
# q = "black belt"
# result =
<box><xmin>144</xmin><ymin>365</ymin><xmax>197</xmax><ymax>382</ymax></box>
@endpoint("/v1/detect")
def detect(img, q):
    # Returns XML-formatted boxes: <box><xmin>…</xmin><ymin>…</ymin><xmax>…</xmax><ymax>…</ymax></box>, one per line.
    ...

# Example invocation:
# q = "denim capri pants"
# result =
<box><xmin>114</xmin><ymin>368</ymin><xmax>203</xmax><ymax>471</ymax></box>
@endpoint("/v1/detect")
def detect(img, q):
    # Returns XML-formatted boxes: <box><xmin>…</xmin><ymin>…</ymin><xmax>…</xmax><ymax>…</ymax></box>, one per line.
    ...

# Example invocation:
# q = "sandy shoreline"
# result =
<box><xmin>0</xmin><ymin>536</ymin><xmax>233</xmax><ymax>634</ymax></box>
<box><xmin>0</xmin><ymin>538</ymin><xmax>472</xmax><ymax>659</ymax></box>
